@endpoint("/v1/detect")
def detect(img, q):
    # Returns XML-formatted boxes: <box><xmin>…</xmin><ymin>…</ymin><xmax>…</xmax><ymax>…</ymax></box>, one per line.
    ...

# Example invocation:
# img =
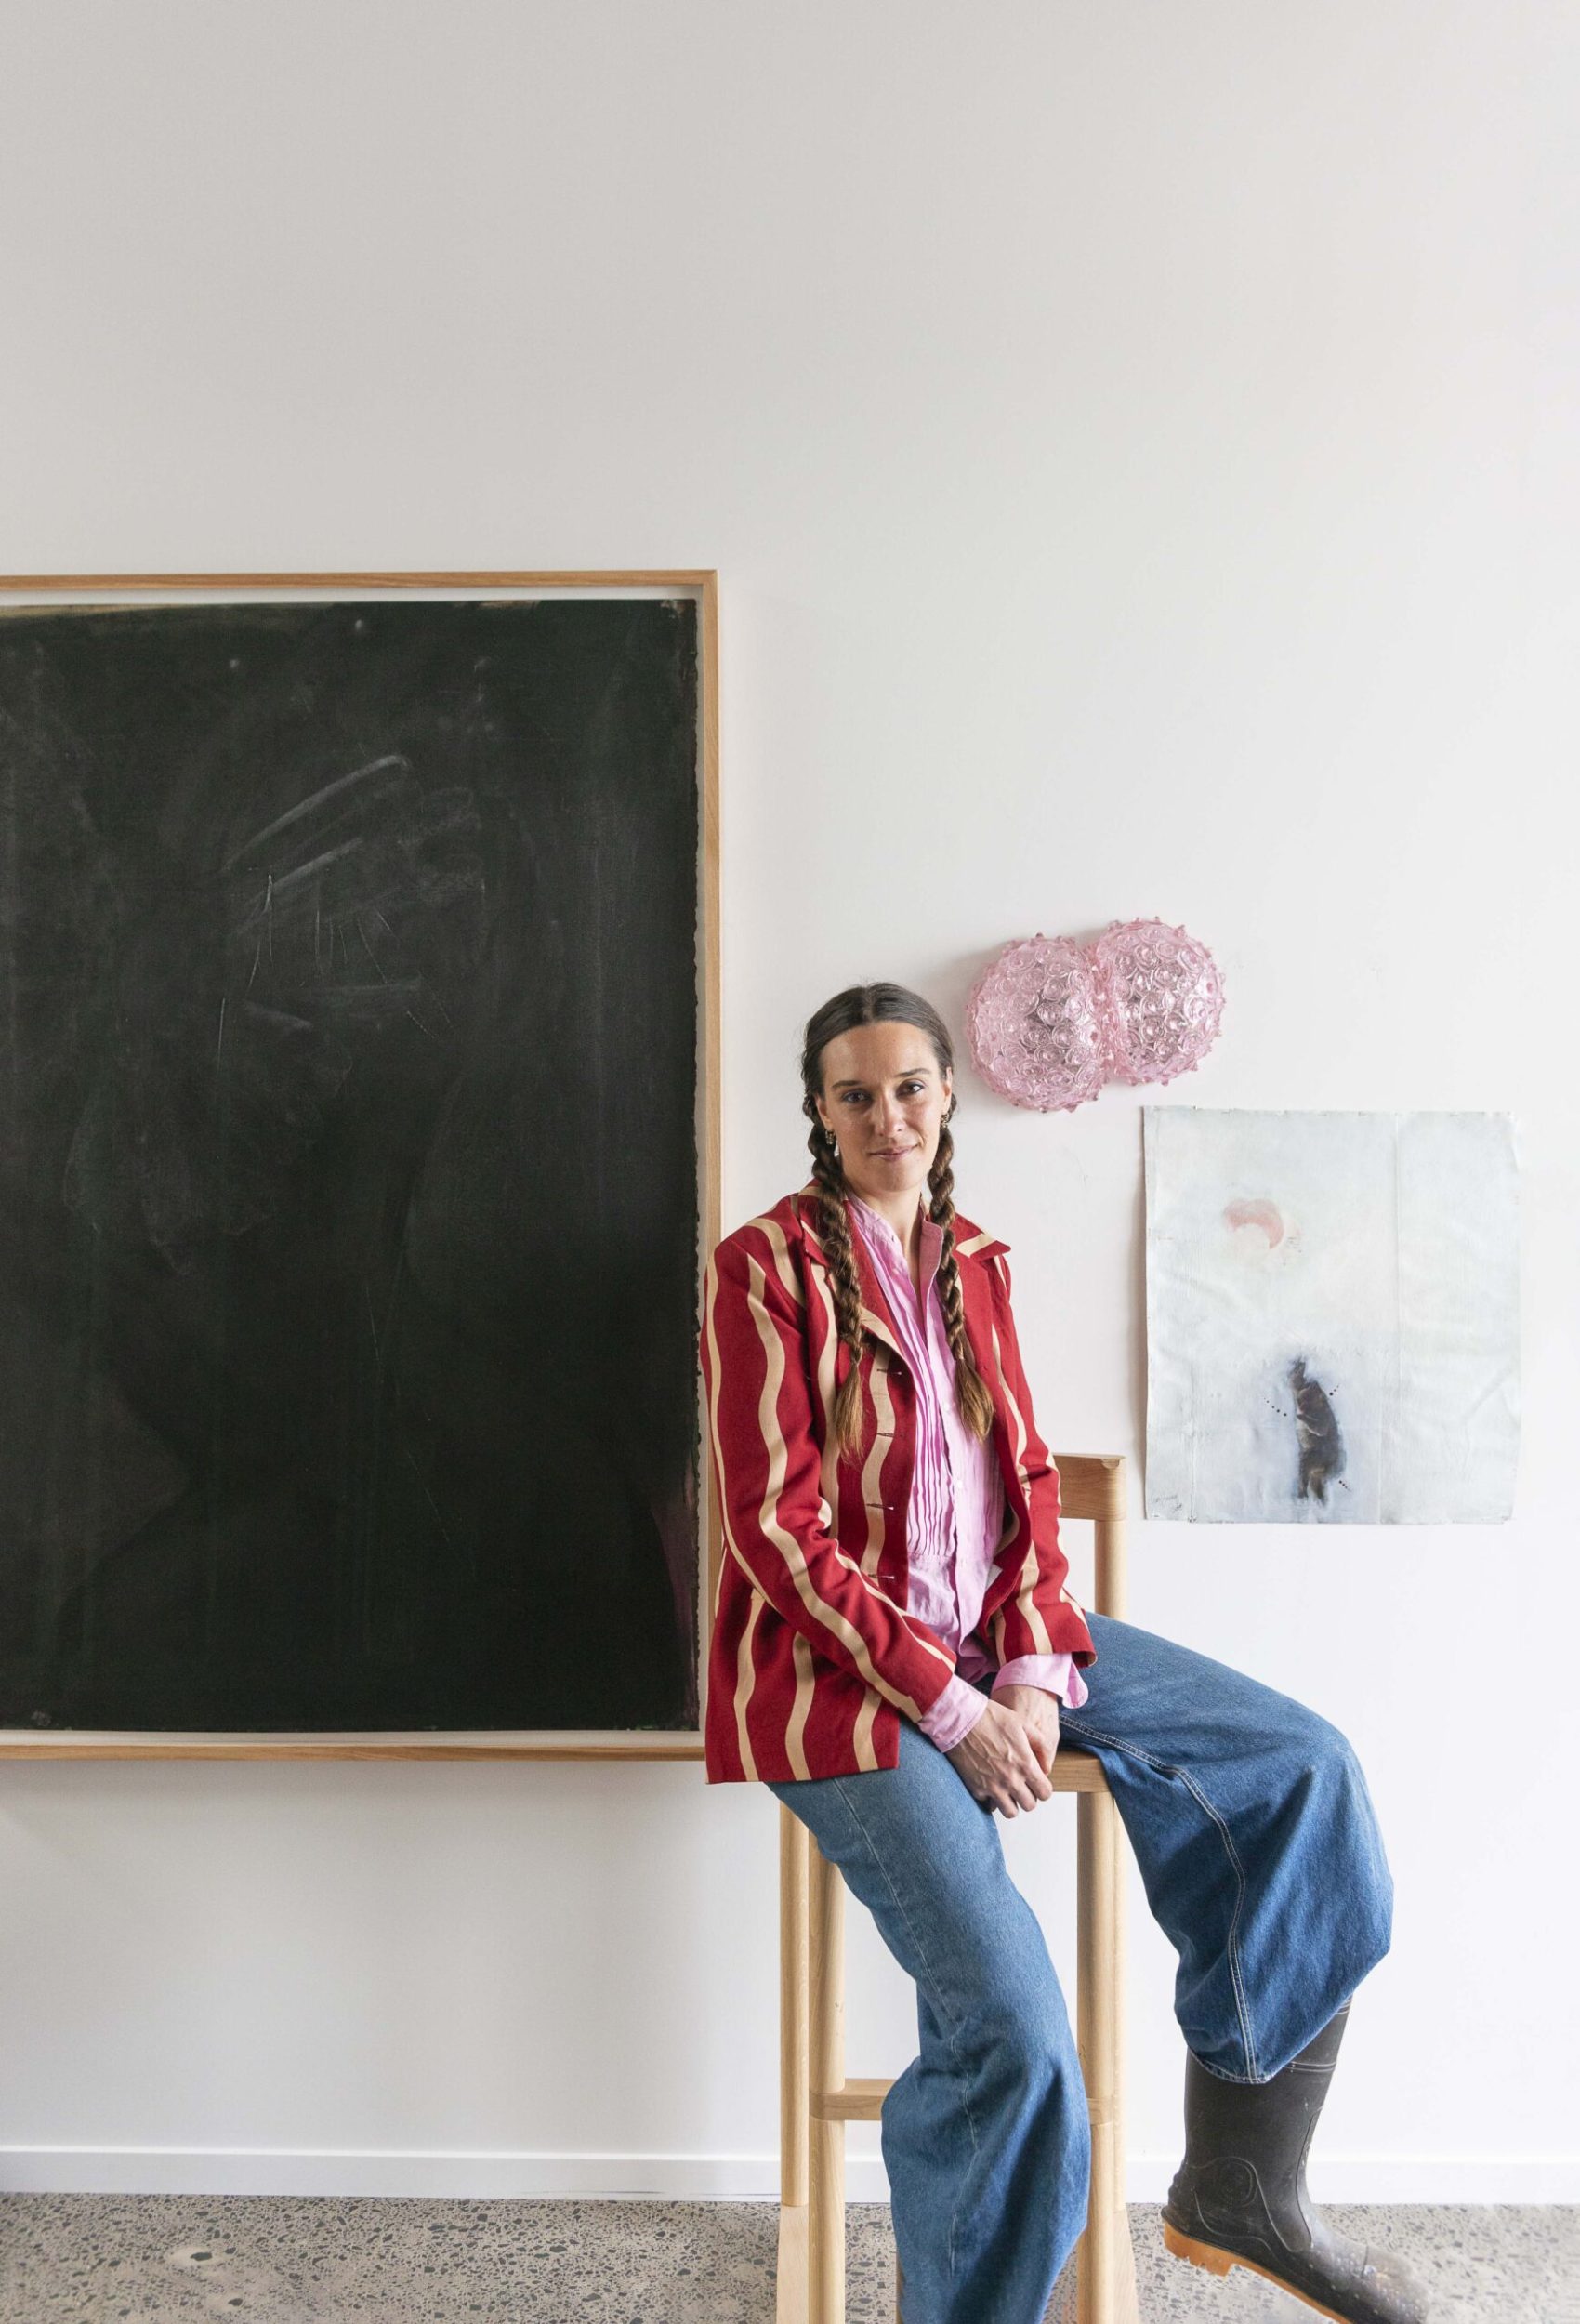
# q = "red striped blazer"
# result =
<box><xmin>699</xmin><ymin>1179</ymin><xmax>1097</xmax><ymax>1783</ymax></box>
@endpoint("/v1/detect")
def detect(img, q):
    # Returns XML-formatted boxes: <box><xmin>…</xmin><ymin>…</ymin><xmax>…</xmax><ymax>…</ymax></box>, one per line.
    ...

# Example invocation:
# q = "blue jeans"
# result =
<box><xmin>765</xmin><ymin>1610</ymin><xmax>1395</xmax><ymax>2324</ymax></box>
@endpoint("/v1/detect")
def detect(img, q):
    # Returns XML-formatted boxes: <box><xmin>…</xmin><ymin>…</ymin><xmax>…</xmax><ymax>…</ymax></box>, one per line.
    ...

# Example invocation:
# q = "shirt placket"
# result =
<box><xmin>852</xmin><ymin>1202</ymin><xmax>962</xmax><ymax>1587</ymax></box>
<box><xmin>915</xmin><ymin>1232</ymin><xmax>966</xmax><ymax>1581</ymax></box>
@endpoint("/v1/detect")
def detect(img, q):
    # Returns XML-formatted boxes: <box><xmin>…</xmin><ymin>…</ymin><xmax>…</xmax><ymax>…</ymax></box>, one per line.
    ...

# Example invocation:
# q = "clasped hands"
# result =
<box><xmin>944</xmin><ymin>1683</ymin><xmax>1061</xmax><ymax>1818</ymax></box>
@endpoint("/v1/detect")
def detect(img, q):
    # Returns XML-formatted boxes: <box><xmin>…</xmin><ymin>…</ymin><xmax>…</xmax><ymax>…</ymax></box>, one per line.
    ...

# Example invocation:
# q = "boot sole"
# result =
<box><xmin>1161</xmin><ymin>2216</ymin><xmax>1355</xmax><ymax>2324</ymax></box>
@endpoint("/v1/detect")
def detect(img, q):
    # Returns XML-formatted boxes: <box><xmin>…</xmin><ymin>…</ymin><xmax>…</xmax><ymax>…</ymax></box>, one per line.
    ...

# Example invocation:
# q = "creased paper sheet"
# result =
<box><xmin>1143</xmin><ymin>1108</ymin><xmax>1520</xmax><ymax>1524</ymax></box>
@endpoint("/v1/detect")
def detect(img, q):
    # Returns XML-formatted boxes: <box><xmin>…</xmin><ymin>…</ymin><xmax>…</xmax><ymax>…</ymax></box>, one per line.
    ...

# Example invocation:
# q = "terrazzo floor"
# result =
<box><xmin>1</xmin><ymin>2198</ymin><xmax>1575</xmax><ymax>2323</ymax></box>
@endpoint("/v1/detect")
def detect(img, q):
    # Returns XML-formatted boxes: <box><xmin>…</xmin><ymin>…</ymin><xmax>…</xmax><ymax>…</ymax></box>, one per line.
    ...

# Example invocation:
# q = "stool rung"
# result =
<box><xmin>811</xmin><ymin>2074</ymin><xmax>890</xmax><ymax>2122</ymax></box>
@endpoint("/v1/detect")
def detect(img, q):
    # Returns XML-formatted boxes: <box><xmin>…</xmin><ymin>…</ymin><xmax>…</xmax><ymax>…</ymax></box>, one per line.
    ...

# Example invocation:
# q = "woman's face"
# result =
<box><xmin>813</xmin><ymin>1021</ymin><xmax>953</xmax><ymax>1212</ymax></box>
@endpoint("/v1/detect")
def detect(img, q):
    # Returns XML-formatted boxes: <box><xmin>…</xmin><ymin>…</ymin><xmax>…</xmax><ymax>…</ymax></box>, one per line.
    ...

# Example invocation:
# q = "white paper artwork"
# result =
<box><xmin>1143</xmin><ymin>1108</ymin><xmax>1520</xmax><ymax>1524</ymax></box>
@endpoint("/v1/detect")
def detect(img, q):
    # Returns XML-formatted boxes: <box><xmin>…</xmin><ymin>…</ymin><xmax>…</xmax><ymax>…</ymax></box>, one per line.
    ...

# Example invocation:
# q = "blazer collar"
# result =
<box><xmin>791</xmin><ymin>1179</ymin><xmax>1008</xmax><ymax>1370</ymax></box>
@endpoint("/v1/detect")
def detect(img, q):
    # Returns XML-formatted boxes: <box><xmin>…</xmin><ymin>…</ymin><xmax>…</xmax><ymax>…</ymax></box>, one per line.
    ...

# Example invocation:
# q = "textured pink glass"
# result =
<box><xmin>966</xmin><ymin>918</ymin><xmax>1225</xmax><ymax>1112</ymax></box>
<box><xmin>1089</xmin><ymin>917</ymin><xmax>1227</xmax><ymax>1088</ymax></box>
<box><xmin>964</xmin><ymin>934</ymin><xmax>1110</xmax><ymax>1114</ymax></box>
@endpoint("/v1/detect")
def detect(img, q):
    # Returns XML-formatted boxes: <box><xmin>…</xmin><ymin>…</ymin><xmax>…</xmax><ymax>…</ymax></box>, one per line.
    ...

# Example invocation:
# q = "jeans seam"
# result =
<box><xmin>1059</xmin><ymin>1715</ymin><xmax>1260</xmax><ymax>2081</ymax></box>
<box><xmin>831</xmin><ymin>1774</ymin><xmax>984</xmax><ymax>2292</ymax></box>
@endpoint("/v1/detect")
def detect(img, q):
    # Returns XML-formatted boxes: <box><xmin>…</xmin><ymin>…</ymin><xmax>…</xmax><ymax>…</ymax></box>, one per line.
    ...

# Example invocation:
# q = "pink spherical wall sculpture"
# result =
<box><xmin>1088</xmin><ymin>918</ymin><xmax>1227</xmax><ymax>1087</ymax></box>
<box><xmin>963</xmin><ymin>934</ymin><xmax>1110</xmax><ymax>1114</ymax></box>
<box><xmin>965</xmin><ymin>918</ymin><xmax>1225</xmax><ymax>1112</ymax></box>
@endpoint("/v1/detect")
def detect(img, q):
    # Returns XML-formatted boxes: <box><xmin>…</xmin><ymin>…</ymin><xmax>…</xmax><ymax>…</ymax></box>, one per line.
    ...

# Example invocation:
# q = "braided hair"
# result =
<box><xmin>800</xmin><ymin>983</ymin><xmax>996</xmax><ymax>1464</ymax></box>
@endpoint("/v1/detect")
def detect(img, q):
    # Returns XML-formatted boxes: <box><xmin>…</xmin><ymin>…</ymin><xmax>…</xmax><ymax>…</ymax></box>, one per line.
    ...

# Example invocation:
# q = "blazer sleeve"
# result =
<box><xmin>975</xmin><ymin>1249</ymin><xmax>1098</xmax><ymax>1672</ymax></box>
<box><xmin>700</xmin><ymin>1229</ymin><xmax>959</xmax><ymax>1723</ymax></box>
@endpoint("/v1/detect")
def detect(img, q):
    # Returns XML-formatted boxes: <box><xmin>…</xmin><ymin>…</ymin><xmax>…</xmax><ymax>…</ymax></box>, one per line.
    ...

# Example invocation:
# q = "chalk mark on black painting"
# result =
<box><xmin>219</xmin><ymin>755</ymin><xmax>408</xmax><ymax>873</ymax></box>
<box><xmin>58</xmin><ymin>745</ymin><xmax>486</xmax><ymax>1266</ymax></box>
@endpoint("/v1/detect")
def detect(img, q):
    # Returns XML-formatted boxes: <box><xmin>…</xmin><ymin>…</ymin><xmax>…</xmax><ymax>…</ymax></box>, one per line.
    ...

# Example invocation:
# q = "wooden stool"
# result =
<box><xmin>775</xmin><ymin>1453</ymin><xmax>1141</xmax><ymax>2324</ymax></box>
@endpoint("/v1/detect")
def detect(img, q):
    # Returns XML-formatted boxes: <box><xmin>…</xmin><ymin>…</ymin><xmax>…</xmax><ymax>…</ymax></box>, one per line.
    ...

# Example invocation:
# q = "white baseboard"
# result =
<box><xmin>2</xmin><ymin>2148</ymin><xmax>1576</xmax><ymax>2203</ymax></box>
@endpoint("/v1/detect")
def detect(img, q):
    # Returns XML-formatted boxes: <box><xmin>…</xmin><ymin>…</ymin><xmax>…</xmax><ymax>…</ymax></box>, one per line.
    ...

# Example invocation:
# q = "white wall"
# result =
<box><xmin>1</xmin><ymin>0</ymin><xmax>1574</xmax><ymax>2202</ymax></box>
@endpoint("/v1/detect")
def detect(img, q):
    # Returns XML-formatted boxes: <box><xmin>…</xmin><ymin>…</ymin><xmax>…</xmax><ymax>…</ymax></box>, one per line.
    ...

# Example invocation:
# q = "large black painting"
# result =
<box><xmin>0</xmin><ymin>594</ymin><xmax>701</xmax><ymax>1733</ymax></box>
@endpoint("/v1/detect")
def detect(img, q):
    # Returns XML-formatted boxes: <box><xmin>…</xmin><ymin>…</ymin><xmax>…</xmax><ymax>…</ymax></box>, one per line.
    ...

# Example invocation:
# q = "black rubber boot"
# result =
<box><xmin>1161</xmin><ymin>2001</ymin><xmax>1432</xmax><ymax>2323</ymax></box>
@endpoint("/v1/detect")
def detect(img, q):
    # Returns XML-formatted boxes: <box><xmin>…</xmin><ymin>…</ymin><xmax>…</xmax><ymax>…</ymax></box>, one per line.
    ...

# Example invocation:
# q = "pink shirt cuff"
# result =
<box><xmin>918</xmin><ymin>1655</ymin><xmax>1089</xmax><ymax>1752</ymax></box>
<box><xmin>915</xmin><ymin>1672</ymin><xmax>994</xmax><ymax>1752</ymax></box>
<box><xmin>992</xmin><ymin>1652</ymin><xmax>1088</xmax><ymax>1711</ymax></box>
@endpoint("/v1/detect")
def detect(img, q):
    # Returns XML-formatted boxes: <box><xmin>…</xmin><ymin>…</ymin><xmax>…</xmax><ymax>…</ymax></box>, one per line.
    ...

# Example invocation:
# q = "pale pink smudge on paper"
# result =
<box><xmin>1224</xmin><ymin>1197</ymin><xmax>1285</xmax><ymax>1248</ymax></box>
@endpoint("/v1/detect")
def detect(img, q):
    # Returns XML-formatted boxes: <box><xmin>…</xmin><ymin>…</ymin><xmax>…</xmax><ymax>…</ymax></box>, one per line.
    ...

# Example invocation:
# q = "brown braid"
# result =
<box><xmin>923</xmin><ymin>1116</ymin><xmax>997</xmax><ymax>1447</ymax></box>
<box><xmin>800</xmin><ymin>983</ymin><xmax>997</xmax><ymax>1464</ymax></box>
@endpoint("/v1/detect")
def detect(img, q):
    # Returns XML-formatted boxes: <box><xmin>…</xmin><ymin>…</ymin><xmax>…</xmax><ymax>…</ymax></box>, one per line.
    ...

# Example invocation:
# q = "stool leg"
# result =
<box><xmin>1076</xmin><ymin>1785</ymin><xmax>1139</xmax><ymax>2324</ymax></box>
<box><xmin>779</xmin><ymin>1805</ymin><xmax>810</xmax><ymax>2324</ymax></box>
<box><xmin>809</xmin><ymin>1836</ymin><xmax>847</xmax><ymax>2324</ymax></box>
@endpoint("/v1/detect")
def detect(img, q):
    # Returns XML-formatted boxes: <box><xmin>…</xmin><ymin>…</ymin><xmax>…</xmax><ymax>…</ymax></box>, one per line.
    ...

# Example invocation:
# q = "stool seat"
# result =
<box><xmin>776</xmin><ymin>1455</ymin><xmax>1141</xmax><ymax>2324</ymax></box>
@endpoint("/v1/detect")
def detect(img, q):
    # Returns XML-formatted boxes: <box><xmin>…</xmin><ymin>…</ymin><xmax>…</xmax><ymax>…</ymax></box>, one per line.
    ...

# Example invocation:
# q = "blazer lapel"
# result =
<box><xmin>792</xmin><ymin>1180</ymin><xmax>1008</xmax><ymax>1377</ymax></box>
<box><xmin>792</xmin><ymin>1181</ymin><xmax>909</xmax><ymax>1362</ymax></box>
<box><xmin>792</xmin><ymin>1180</ymin><xmax>1032</xmax><ymax>1593</ymax></box>
<box><xmin>954</xmin><ymin>1247</ymin><xmax>1004</xmax><ymax>1399</ymax></box>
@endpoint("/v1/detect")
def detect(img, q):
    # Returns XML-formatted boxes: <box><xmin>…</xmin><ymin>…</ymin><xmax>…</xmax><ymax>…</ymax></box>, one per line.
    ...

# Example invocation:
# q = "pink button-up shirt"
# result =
<box><xmin>848</xmin><ymin>1190</ymin><xmax>1089</xmax><ymax>1753</ymax></box>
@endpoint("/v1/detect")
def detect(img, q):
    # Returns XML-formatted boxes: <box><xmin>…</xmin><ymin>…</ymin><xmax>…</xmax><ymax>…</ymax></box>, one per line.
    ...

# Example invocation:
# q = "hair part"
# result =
<box><xmin>800</xmin><ymin>982</ymin><xmax>996</xmax><ymax>1462</ymax></box>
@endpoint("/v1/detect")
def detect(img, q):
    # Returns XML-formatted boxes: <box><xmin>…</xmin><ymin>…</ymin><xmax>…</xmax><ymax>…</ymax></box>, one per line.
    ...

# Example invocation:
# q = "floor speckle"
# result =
<box><xmin>0</xmin><ymin>2197</ymin><xmax>1573</xmax><ymax>2321</ymax></box>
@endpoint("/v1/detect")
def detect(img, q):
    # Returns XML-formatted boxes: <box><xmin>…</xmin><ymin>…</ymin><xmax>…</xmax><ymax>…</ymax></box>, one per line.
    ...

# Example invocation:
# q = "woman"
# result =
<box><xmin>699</xmin><ymin>983</ymin><xmax>1431</xmax><ymax>2324</ymax></box>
